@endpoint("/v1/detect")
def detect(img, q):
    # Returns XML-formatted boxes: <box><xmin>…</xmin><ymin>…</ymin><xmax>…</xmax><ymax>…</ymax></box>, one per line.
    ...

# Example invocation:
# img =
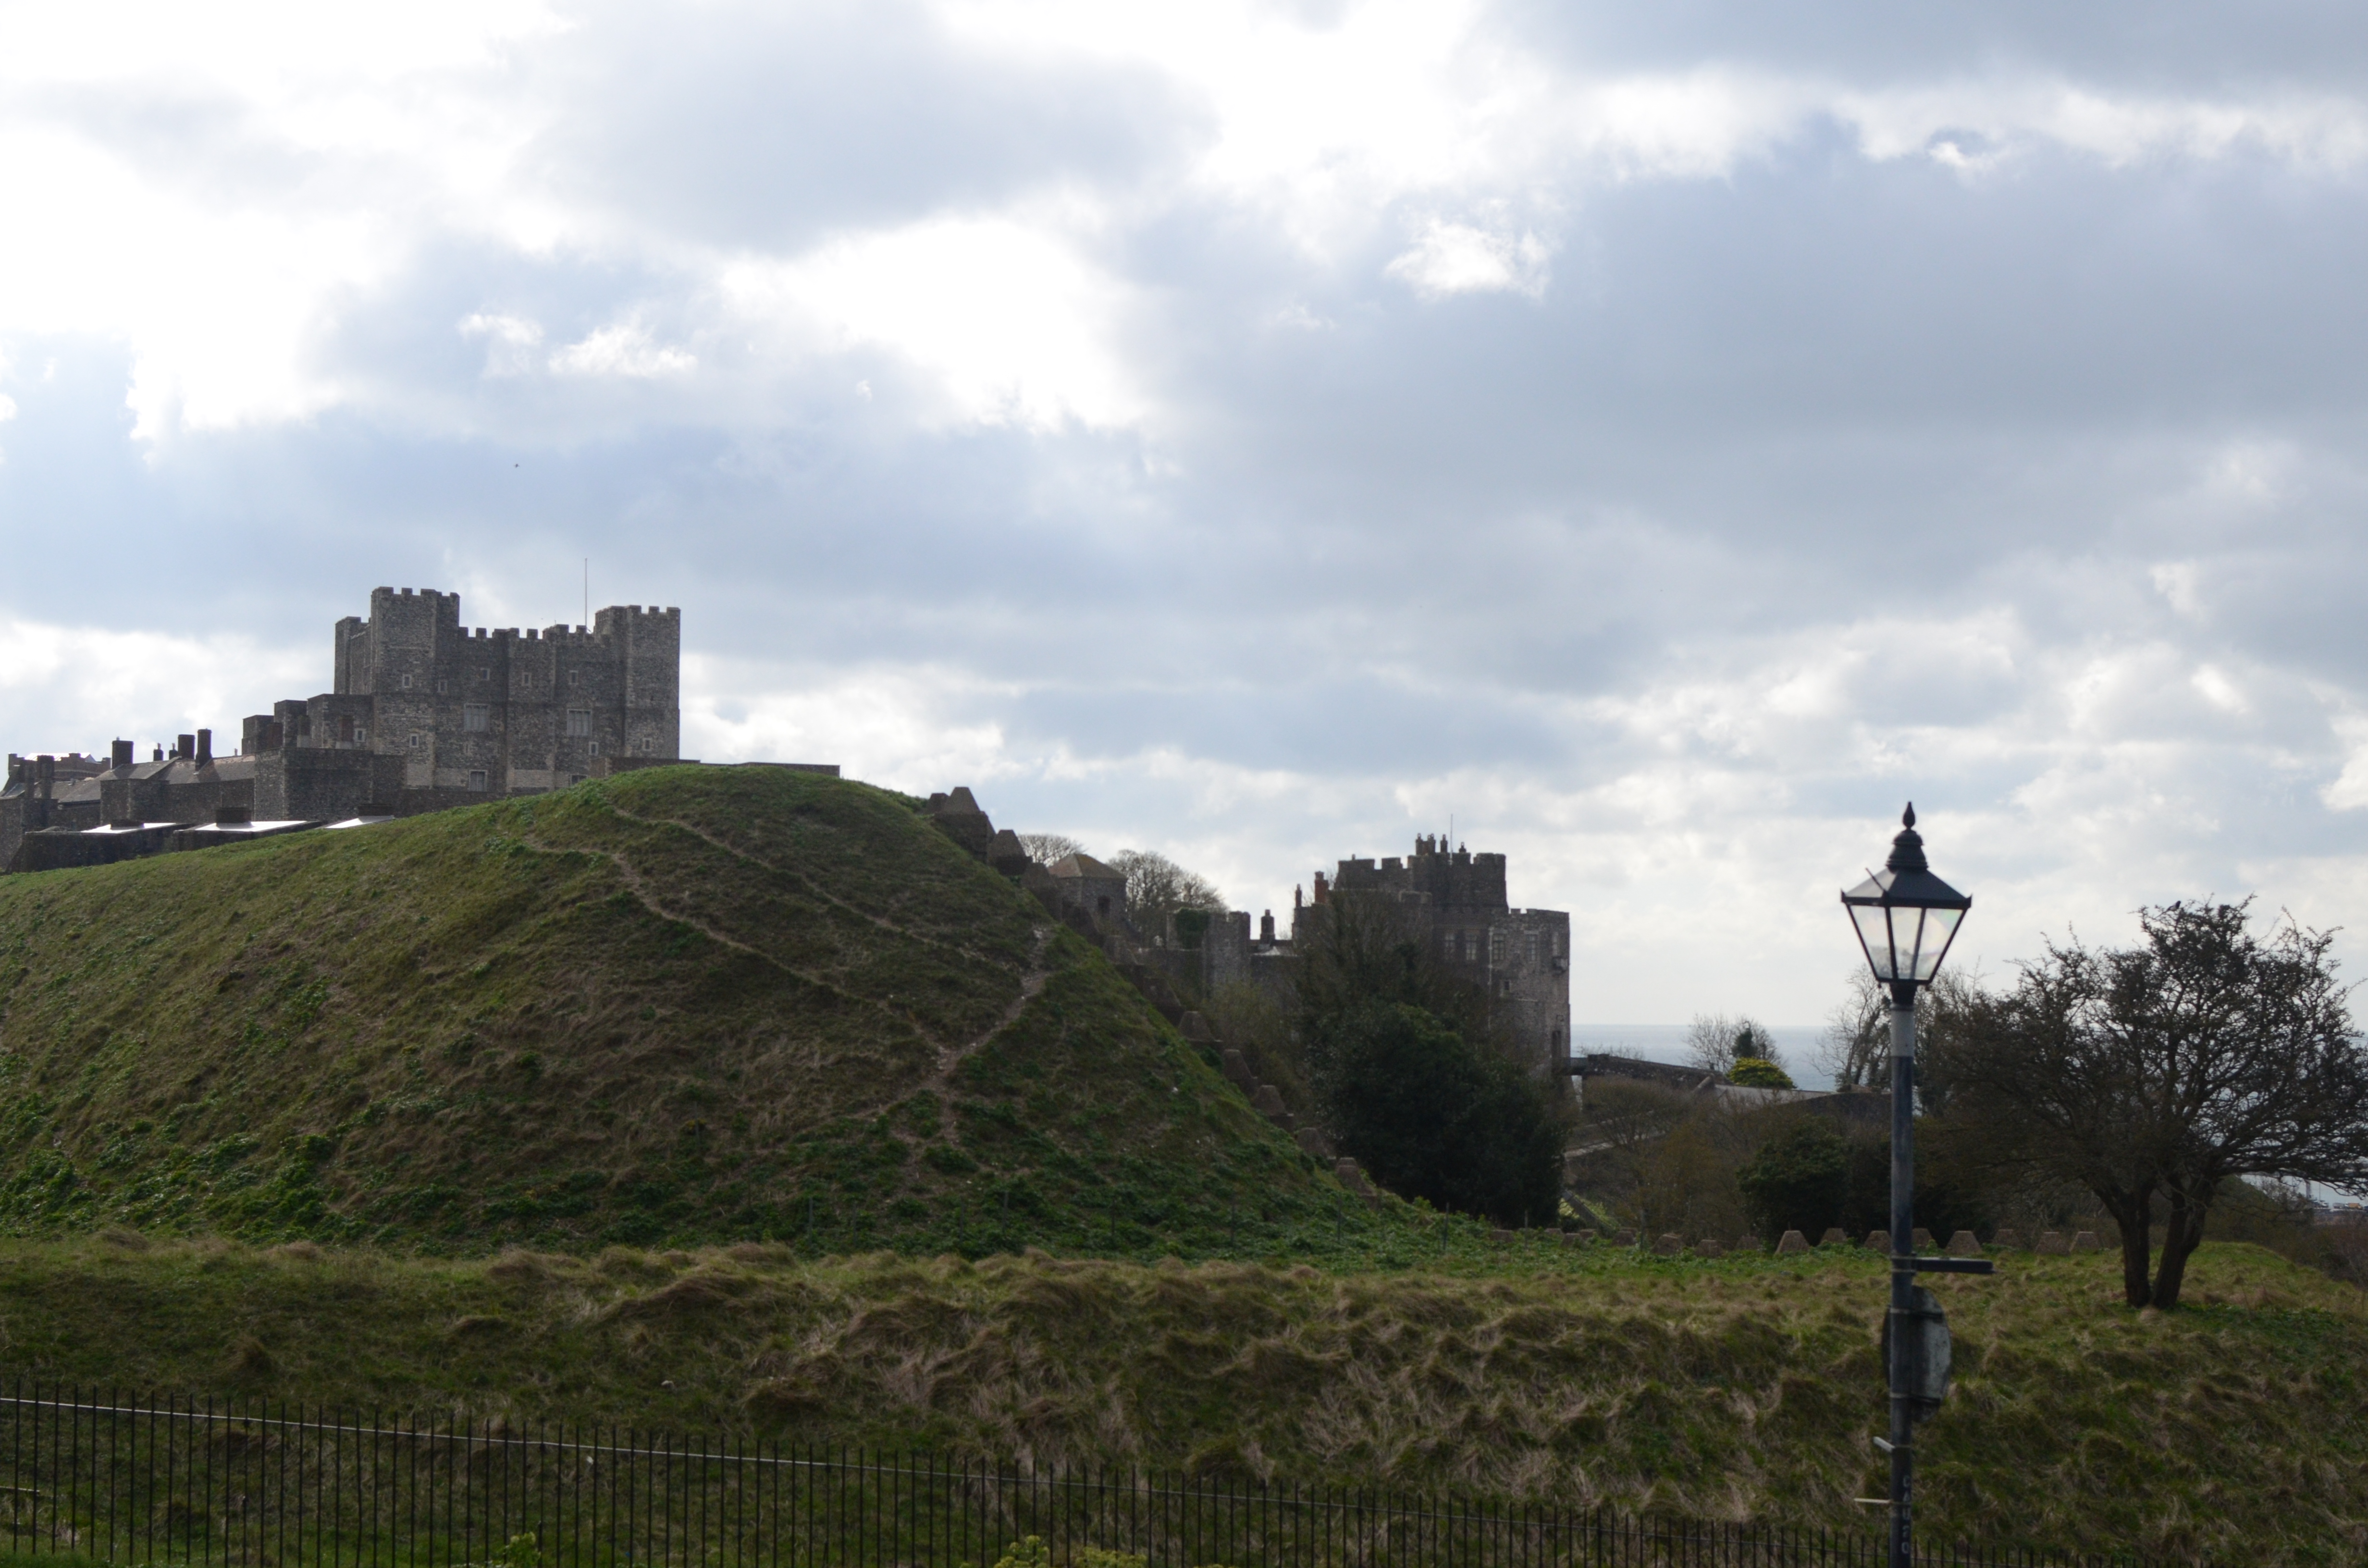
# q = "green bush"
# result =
<box><xmin>1320</xmin><ymin>1001</ymin><xmax>1563</xmax><ymax>1226</ymax></box>
<box><xmin>1736</xmin><ymin>1120</ymin><xmax>1848</xmax><ymax>1241</ymax></box>
<box><xmin>1727</xmin><ymin>1057</ymin><xmax>1794</xmax><ymax>1089</ymax></box>
<box><xmin>1735</xmin><ymin>1120</ymin><xmax>1997</xmax><ymax>1245</ymax></box>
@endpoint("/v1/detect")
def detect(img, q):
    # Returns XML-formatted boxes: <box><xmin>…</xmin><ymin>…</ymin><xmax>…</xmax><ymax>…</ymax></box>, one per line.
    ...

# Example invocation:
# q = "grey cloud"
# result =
<box><xmin>521</xmin><ymin>0</ymin><xmax>1204</xmax><ymax>252</ymax></box>
<box><xmin>1502</xmin><ymin>0</ymin><xmax>2368</xmax><ymax>91</ymax></box>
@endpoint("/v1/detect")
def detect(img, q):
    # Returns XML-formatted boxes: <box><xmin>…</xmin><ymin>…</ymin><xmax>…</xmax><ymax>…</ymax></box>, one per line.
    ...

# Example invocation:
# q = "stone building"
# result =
<box><xmin>1045</xmin><ymin>852</ymin><xmax>1127</xmax><ymax>925</ymax></box>
<box><xmin>1112</xmin><ymin>833</ymin><xmax>1571</xmax><ymax>1085</ymax></box>
<box><xmin>0</xmin><ymin>751</ymin><xmax>109</xmax><ymax>863</ymax></box>
<box><xmin>1288</xmin><ymin>836</ymin><xmax>1572</xmax><ymax>1081</ymax></box>
<box><xmin>2</xmin><ymin>586</ymin><xmax>682</xmax><ymax>871</ymax></box>
<box><xmin>311</xmin><ymin>587</ymin><xmax>679</xmax><ymax>796</ymax></box>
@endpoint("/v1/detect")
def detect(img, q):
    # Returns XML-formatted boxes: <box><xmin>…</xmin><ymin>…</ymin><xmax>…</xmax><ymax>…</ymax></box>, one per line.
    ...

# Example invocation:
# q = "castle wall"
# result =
<box><xmin>251</xmin><ymin>748</ymin><xmax>407</xmax><ymax>821</ymax></box>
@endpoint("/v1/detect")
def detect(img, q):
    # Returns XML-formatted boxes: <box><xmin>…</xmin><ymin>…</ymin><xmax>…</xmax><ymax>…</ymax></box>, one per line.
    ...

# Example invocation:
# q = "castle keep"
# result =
<box><xmin>1</xmin><ymin>588</ymin><xmax>681</xmax><ymax>871</ymax></box>
<box><xmin>312</xmin><ymin>587</ymin><xmax>679</xmax><ymax>799</ymax></box>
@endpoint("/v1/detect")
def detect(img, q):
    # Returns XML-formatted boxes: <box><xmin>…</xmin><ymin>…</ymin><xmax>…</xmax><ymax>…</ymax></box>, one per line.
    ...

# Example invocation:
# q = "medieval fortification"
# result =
<box><xmin>2</xmin><ymin>584</ymin><xmax>1568</xmax><ymax>1083</ymax></box>
<box><xmin>0</xmin><ymin>586</ymin><xmax>684</xmax><ymax>872</ymax></box>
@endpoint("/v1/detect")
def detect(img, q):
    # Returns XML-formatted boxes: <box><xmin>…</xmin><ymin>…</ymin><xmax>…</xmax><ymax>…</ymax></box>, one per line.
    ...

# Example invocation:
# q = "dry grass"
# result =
<box><xmin>0</xmin><ymin>1235</ymin><xmax>2356</xmax><ymax>1563</ymax></box>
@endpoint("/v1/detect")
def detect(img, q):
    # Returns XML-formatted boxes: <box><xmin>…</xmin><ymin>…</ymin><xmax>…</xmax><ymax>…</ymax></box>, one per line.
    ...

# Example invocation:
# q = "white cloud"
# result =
<box><xmin>457</xmin><ymin>312</ymin><xmax>544</xmax><ymax>377</ymax></box>
<box><xmin>683</xmin><ymin>654</ymin><xmax>1019</xmax><ymax>793</ymax></box>
<box><xmin>0</xmin><ymin>2</ymin><xmax>562</xmax><ymax>435</ymax></box>
<box><xmin>1841</xmin><ymin>79</ymin><xmax>2368</xmax><ymax>172</ymax></box>
<box><xmin>2324</xmin><ymin>714</ymin><xmax>2368</xmax><ymax>812</ymax></box>
<box><xmin>0</xmin><ymin>0</ymin><xmax>2359</xmax><ymax>443</ymax></box>
<box><xmin>549</xmin><ymin>321</ymin><xmax>696</xmax><ymax>380</ymax></box>
<box><xmin>2151</xmin><ymin>561</ymin><xmax>2205</xmax><ymax>617</ymax></box>
<box><xmin>0</xmin><ymin>615</ymin><xmax>313</xmax><ymax>751</ymax></box>
<box><xmin>719</xmin><ymin>214</ymin><xmax>1145</xmax><ymax>431</ymax></box>
<box><xmin>1386</xmin><ymin>219</ymin><xmax>1552</xmax><ymax>298</ymax></box>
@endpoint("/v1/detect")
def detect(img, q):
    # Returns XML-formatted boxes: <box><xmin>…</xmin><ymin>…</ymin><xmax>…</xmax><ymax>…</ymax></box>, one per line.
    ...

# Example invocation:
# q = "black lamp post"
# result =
<box><xmin>1841</xmin><ymin>804</ymin><xmax>1981</xmax><ymax>1568</ymax></box>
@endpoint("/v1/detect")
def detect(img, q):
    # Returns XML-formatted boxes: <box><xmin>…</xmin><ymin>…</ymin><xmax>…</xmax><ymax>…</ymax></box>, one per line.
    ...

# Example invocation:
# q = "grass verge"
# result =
<box><xmin>0</xmin><ymin>1237</ymin><xmax>2357</xmax><ymax>1564</ymax></box>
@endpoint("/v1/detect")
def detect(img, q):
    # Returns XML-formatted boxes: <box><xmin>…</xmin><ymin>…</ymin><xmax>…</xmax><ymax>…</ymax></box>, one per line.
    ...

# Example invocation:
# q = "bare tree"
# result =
<box><xmin>1017</xmin><ymin>833</ymin><xmax>1085</xmax><ymax>867</ymax></box>
<box><xmin>1815</xmin><ymin>972</ymin><xmax>1889</xmax><ymax>1091</ymax></box>
<box><xmin>1686</xmin><ymin>1014</ymin><xmax>1785</xmax><ymax>1078</ymax></box>
<box><xmin>1816</xmin><ymin>968</ymin><xmax>1983</xmax><ymax>1097</ymax></box>
<box><xmin>1108</xmin><ymin>848</ymin><xmax>1224</xmax><ymax>935</ymax></box>
<box><xmin>1941</xmin><ymin>900</ymin><xmax>2368</xmax><ymax>1309</ymax></box>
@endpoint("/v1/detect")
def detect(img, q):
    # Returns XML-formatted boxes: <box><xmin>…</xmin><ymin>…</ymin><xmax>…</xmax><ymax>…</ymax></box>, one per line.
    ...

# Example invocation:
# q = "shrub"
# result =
<box><xmin>1728</xmin><ymin>1057</ymin><xmax>1794</xmax><ymax>1089</ymax></box>
<box><xmin>1737</xmin><ymin>1120</ymin><xmax>1848</xmax><ymax>1241</ymax></box>
<box><xmin>1320</xmin><ymin>1001</ymin><xmax>1563</xmax><ymax>1226</ymax></box>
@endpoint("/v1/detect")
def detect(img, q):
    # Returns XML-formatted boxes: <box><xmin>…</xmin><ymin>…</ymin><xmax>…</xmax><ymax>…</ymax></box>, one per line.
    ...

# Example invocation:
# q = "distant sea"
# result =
<box><xmin>1569</xmin><ymin>1024</ymin><xmax>1834</xmax><ymax>1091</ymax></box>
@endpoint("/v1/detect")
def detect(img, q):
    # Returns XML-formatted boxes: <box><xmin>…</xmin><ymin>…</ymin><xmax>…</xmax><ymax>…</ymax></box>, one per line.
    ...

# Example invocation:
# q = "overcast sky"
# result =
<box><xmin>4</xmin><ymin>0</ymin><xmax>2367</xmax><ymax>1024</ymax></box>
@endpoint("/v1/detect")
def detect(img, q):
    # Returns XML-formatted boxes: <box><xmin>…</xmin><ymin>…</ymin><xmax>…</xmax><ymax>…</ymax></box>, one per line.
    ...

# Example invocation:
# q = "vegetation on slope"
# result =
<box><xmin>0</xmin><ymin>768</ymin><xmax>1369</xmax><ymax>1253</ymax></box>
<box><xmin>0</xmin><ymin>1237</ymin><xmax>2359</xmax><ymax>1564</ymax></box>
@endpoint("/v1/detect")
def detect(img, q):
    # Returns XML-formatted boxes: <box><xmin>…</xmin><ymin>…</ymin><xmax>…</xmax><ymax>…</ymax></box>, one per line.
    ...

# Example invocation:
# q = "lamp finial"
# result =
<box><xmin>1886</xmin><ymin>805</ymin><xmax>1929</xmax><ymax>875</ymax></box>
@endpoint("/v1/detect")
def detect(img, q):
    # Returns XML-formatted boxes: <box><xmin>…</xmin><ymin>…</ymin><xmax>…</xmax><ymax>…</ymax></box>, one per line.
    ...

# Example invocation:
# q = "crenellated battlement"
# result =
<box><xmin>315</xmin><ymin>586</ymin><xmax>682</xmax><ymax>800</ymax></box>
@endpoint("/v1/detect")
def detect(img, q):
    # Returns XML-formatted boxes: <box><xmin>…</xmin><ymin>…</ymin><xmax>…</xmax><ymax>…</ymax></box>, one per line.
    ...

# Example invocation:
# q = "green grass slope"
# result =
<box><xmin>0</xmin><ymin>767</ymin><xmax>1365</xmax><ymax>1253</ymax></box>
<box><xmin>0</xmin><ymin>1237</ymin><xmax>2359</xmax><ymax>1564</ymax></box>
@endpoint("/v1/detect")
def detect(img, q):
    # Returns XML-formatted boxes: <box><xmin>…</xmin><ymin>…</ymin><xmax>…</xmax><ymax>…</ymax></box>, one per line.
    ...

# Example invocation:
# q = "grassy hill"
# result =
<box><xmin>0</xmin><ymin>1235</ymin><xmax>2359</xmax><ymax>1565</ymax></box>
<box><xmin>0</xmin><ymin>766</ymin><xmax>1371</xmax><ymax>1254</ymax></box>
<box><xmin>6</xmin><ymin>769</ymin><xmax>2367</xmax><ymax>1562</ymax></box>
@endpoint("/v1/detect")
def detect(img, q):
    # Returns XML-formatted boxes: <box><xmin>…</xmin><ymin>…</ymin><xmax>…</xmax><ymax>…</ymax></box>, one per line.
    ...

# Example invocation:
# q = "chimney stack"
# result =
<box><xmin>111</xmin><ymin>739</ymin><xmax>133</xmax><ymax>770</ymax></box>
<box><xmin>176</xmin><ymin>734</ymin><xmax>195</xmax><ymax>761</ymax></box>
<box><xmin>195</xmin><ymin>729</ymin><xmax>212</xmax><ymax>767</ymax></box>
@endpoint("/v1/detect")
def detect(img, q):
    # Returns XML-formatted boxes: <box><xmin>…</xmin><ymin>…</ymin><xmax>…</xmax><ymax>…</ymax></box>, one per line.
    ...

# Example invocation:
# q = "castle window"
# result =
<box><xmin>468</xmin><ymin>770</ymin><xmax>488</xmax><ymax>793</ymax></box>
<box><xmin>635</xmin><ymin>736</ymin><xmax>651</xmax><ymax>753</ymax></box>
<box><xmin>464</xmin><ymin>703</ymin><xmax>490</xmax><ymax>733</ymax></box>
<box><xmin>1490</xmin><ymin>929</ymin><xmax>1505</xmax><ymax>965</ymax></box>
<box><xmin>566</xmin><ymin>709</ymin><xmax>592</xmax><ymax>738</ymax></box>
<box><xmin>436</xmin><ymin>680</ymin><xmax>448</xmax><ymax>695</ymax></box>
<box><xmin>400</xmin><ymin>674</ymin><xmax>412</xmax><ymax>690</ymax></box>
<box><xmin>407</xmin><ymin>733</ymin><xmax>420</xmax><ymax>750</ymax></box>
<box><xmin>477</xmin><ymin>667</ymin><xmax>490</xmax><ymax>683</ymax></box>
<box><xmin>1526</xmin><ymin>931</ymin><xmax>1539</xmax><ymax>965</ymax></box>
<box><xmin>568</xmin><ymin>669</ymin><xmax>580</xmax><ymax>687</ymax></box>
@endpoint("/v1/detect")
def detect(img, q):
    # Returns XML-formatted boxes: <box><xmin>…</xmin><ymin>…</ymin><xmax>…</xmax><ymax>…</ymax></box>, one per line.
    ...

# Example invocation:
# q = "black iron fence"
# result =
<box><xmin>0</xmin><ymin>1385</ymin><xmax>2140</xmax><ymax>1568</ymax></box>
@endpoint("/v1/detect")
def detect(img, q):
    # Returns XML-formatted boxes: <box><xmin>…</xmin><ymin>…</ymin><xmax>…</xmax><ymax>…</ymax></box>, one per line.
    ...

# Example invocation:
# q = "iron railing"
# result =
<box><xmin>0</xmin><ymin>1385</ymin><xmax>2143</xmax><ymax>1567</ymax></box>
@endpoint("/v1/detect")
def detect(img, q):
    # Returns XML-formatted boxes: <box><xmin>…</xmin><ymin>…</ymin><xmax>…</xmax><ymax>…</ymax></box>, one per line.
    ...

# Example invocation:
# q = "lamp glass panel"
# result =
<box><xmin>1851</xmin><ymin>903</ymin><xmax>1899</xmax><ymax>979</ymax></box>
<box><xmin>1896</xmin><ymin>904</ymin><xmax>1931</xmax><ymax>980</ymax></box>
<box><xmin>1912</xmin><ymin>905</ymin><xmax>1964</xmax><ymax>981</ymax></box>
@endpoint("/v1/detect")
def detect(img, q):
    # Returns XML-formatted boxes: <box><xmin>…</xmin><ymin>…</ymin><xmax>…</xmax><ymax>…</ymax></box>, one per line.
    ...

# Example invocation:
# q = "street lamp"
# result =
<box><xmin>1841</xmin><ymin>804</ymin><xmax>1984</xmax><ymax>1568</ymax></box>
